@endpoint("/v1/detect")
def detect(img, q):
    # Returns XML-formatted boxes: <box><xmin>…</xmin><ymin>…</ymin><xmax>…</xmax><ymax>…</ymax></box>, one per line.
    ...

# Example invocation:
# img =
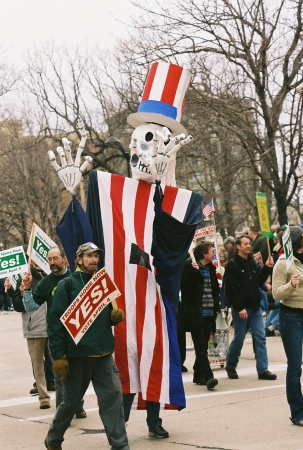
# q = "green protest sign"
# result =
<box><xmin>282</xmin><ymin>225</ymin><xmax>294</xmax><ymax>270</ymax></box>
<box><xmin>0</xmin><ymin>246</ymin><xmax>27</xmax><ymax>278</ymax></box>
<box><xmin>27</xmin><ymin>224</ymin><xmax>57</xmax><ymax>274</ymax></box>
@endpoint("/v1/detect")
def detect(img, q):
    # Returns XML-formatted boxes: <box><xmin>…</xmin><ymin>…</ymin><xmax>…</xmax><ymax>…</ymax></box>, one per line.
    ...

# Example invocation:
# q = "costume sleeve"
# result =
<box><xmin>224</xmin><ymin>262</ymin><xmax>245</xmax><ymax>311</ymax></box>
<box><xmin>23</xmin><ymin>290</ymin><xmax>40</xmax><ymax>312</ymax></box>
<box><xmin>272</xmin><ymin>260</ymin><xmax>295</xmax><ymax>301</ymax></box>
<box><xmin>47</xmin><ymin>280</ymin><xmax>68</xmax><ymax>360</ymax></box>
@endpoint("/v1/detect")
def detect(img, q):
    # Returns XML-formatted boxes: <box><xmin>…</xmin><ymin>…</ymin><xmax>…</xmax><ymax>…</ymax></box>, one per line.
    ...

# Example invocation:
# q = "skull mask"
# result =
<box><xmin>129</xmin><ymin>123</ymin><xmax>174</xmax><ymax>184</ymax></box>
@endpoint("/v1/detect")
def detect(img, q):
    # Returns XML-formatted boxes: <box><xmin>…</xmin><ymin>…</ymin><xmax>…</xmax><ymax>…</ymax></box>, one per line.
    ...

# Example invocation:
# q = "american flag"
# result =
<box><xmin>203</xmin><ymin>200</ymin><xmax>214</xmax><ymax>218</ymax></box>
<box><xmin>86</xmin><ymin>171</ymin><xmax>202</xmax><ymax>409</ymax></box>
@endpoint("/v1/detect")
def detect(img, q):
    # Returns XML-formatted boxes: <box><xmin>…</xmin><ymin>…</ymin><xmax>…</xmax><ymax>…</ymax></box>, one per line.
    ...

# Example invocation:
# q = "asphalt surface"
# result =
<box><xmin>1</xmin><ymin>311</ymin><xmax>302</xmax><ymax>450</ymax></box>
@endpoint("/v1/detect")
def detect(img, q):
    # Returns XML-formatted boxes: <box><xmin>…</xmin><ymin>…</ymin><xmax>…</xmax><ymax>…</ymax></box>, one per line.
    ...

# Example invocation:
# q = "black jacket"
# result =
<box><xmin>179</xmin><ymin>260</ymin><xmax>221</xmax><ymax>332</ymax></box>
<box><xmin>224</xmin><ymin>253</ymin><xmax>271</xmax><ymax>311</ymax></box>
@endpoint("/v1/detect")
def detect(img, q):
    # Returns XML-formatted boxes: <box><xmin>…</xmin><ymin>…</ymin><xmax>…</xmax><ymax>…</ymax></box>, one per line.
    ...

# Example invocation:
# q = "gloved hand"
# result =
<box><xmin>111</xmin><ymin>308</ymin><xmax>125</xmax><ymax>323</ymax></box>
<box><xmin>53</xmin><ymin>355</ymin><xmax>69</xmax><ymax>380</ymax></box>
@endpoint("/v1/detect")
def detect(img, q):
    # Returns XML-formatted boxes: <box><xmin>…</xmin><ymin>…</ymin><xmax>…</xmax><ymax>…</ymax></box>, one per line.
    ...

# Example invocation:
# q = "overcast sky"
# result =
<box><xmin>2</xmin><ymin>0</ymin><xmax>133</xmax><ymax>64</ymax></box>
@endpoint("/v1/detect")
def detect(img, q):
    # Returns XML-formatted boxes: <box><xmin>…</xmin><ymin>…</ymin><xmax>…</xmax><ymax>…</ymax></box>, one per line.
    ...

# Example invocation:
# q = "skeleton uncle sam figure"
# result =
<box><xmin>86</xmin><ymin>62</ymin><xmax>203</xmax><ymax>411</ymax></box>
<box><xmin>48</xmin><ymin>62</ymin><xmax>203</xmax><ymax>411</ymax></box>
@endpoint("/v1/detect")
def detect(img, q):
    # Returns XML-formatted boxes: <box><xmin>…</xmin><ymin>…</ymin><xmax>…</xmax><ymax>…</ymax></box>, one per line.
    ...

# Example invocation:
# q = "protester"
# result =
<box><xmin>10</xmin><ymin>266</ymin><xmax>51</xmax><ymax>409</ymax></box>
<box><xmin>0</xmin><ymin>278</ymin><xmax>10</xmax><ymax>313</ymax></box>
<box><xmin>219</xmin><ymin>249</ymin><xmax>229</xmax><ymax>272</ymax></box>
<box><xmin>6</xmin><ymin>273</ymin><xmax>56</xmax><ymax>395</ymax></box>
<box><xmin>44</xmin><ymin>242</ymin><xmax>129</xmax><ymax>450</ymax></box>
<box><xmin>248</xmin><ymin>226</ymin><xmax>269</xmax><ymax>264</ymax></box>
<box><xmin>179</xmin><ymin>241</ymin><xmax>221</xmax><ymax>389</ymax></box>
<box><xmin>224</xmin><ymin>236</ymin><xmax>236</xmax><ymax>261</ymax></box>
<box><xmin>272</xmin><ymin>226</ymin><xmax>303</xmax><ymax>426</ymax></box>
<box><xmin>224</xmin><ymin>234</ymin><xmax>277</xmax><ymax>380</ymax></box>
<box><xmin>22</xmin><ymin>247</ymin><xmax>86</xmax><ymax>419</ymax></box>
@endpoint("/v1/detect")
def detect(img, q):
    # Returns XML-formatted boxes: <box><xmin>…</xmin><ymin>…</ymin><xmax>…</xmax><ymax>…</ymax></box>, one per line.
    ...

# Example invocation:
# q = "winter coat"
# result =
<box><xmin>224</xmin><ymin>253</ymin><xmax>271</xmax><ymax>311</ymax></box>
<box><xmin>272</xmin><ymin>254</ymin><xmax>303</xmax><ymax>309</ymax></box>
<box><xmin>13</xmin><ymin>266</ymin><xmax>48</xmax><ymax>338</ymax></box>
<box><xmin>179</xmin><ymin>260</ymin><xmax>221</xmax><ymax>332</ymax></box>
<box><xmin>48</xmin><ymin>271</ymin><xmax>115</xmax><ymax>361</ymax></box>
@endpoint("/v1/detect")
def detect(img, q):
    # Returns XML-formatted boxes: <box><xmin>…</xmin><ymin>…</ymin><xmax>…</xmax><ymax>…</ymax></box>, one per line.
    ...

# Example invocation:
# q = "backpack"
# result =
<box><xmin>64</xmin><ymin>277</ymin><xmax>72</xmax><ymax>304</ymax></box>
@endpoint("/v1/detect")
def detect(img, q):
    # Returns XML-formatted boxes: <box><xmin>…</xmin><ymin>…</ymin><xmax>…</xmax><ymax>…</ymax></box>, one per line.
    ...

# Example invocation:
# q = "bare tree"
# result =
<box><xmin>21</xmin><ymin>43</ymin><xmax>137</xmax><ymax>178</ymax></box>
<box><xmin>0</xmin><ymin>119</ymin><xmax>63</xmax><ymax>248</ymax></box>
<box><xmin>124</xmin><ymin>0</ymin><xmax>303</xmax><ymax>225</ymax></box>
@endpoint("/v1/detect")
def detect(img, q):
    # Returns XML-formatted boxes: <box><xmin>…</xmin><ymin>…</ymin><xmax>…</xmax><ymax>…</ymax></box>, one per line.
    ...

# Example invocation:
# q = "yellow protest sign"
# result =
<box><xmin>255</xmin><ymin>192</ymin><xmax>274</xmax><ymax>238</ymax></box>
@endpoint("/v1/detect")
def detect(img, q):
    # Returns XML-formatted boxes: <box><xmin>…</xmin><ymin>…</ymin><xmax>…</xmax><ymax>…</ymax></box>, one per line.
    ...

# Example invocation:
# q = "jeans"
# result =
<box><xmin>48</xmin><ymin>355</ymin><xmax>129</xmax><ymax>449</ymax></box>
<box><xmin>123</xmin><ymin>393</ymin><xmax>162</xmax><ymax>429</ymax></box>
<box><xmin>226</xmin><ymin>307</ymin><xmax>268</xmax><ymax>374</ymax></box>
<box><xmin>49</xmin><ymin>347</ymin><xmax>84</xmax><ymax>412</ymax></box>
<box><xmin>265</xmin><ymin>309</ymin><xmax>280</xmax><ymax>330</ymax></box>
<box><xmin>280</xmin><ymin>308</ymin><xmax>303</xmax><ymax>422</ymax></box>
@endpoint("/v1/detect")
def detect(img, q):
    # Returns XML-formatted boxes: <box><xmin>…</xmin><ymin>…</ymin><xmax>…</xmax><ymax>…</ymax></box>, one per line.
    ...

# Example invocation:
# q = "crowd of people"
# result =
<box><xmin>3</xmin><ymin>223</ymin><xmax>303</xmax><ymax>449</ymax></box>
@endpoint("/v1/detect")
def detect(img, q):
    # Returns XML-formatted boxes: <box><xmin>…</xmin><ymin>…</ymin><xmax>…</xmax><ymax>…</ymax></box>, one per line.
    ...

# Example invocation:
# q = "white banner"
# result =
<box><xmin>194</xmin><ymin>225</ymin><xmax>216</xmax><ymax>240</ymax></box>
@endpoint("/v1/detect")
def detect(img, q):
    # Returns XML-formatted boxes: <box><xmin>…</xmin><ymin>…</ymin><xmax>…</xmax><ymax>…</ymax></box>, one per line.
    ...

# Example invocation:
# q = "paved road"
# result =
<box><xmin>1</xmin><ymin>311</ymin><xmax>303</xmax><ymax>450</ymax></box>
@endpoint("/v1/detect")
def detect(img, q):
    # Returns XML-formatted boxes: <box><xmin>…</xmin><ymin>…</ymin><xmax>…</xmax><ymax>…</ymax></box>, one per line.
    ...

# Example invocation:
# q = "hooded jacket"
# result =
<box><xmin>13</xmin><ymin>266</ymin><xmax>48</xmax><ymax>338</ymax></box>
<box><xmin>48</xmin><ymin>271</ymin><xmax>115</xmax><ymax>361</ymax></box>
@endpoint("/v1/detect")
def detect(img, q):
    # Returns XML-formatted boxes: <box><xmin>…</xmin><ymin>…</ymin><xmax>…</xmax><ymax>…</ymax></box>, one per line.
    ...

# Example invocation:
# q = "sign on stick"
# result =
<box><xmin>0</xmin><ymin>246</ymin><xmax>27</xmax><ymax>278</ymax></box>
<box><xmin>8</xmin><ymin>273</ymin><xmax>22</xmax><ymax>290</ymax></box>
<box><xmin>194</xmin><ymin>226</ymin><xmax>216</xmax><ymax>240</ymax></box>
<box><xmin>27</xmin><ymin>224</ymin><xmax>57</xmax><ymax>274</ymax></box>
<box><xmin>256</xmin><ymin>192</ymin><xmax>274</xmax><ymax>238</ymax></box>
<box><xmin>60</xmin><ymin>268</ymin><xmax>121</xmax><ymax>344</ymax></box>
<box><xmin>282</xmin><ymin>225</ymin><xmax>294</xmax><ymax>270</ymax></box>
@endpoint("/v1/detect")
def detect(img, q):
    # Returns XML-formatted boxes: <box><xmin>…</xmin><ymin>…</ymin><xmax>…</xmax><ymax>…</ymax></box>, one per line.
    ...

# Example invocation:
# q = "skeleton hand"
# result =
<box><xmin>130</xmin><ymin>126</ymin><xmax>192</xmax><ymax>181</ymax></box>
<box><xmin>47</xmin><ymin>119</ymin><xmax>92</xmax><ymax>194</ymax></box>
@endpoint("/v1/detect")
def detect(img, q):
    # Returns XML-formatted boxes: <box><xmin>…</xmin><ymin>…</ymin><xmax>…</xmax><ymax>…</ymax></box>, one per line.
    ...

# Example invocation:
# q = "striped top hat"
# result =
<box><xmin>127</xmin><ymin>62</ymin><xmax>191</xmax><ymax>135</ymax></box>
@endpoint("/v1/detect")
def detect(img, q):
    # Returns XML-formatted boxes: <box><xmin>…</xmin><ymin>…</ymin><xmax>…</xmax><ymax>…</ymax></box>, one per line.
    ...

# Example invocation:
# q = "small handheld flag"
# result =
<box><xmin>203</xmin><ymin>200</ymin><xmax>214</xmax><ymax>218</ymax></box>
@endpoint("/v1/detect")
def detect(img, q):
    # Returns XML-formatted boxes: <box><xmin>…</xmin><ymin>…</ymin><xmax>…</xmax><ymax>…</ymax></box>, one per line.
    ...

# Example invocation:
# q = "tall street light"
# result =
<box><xmin>105</xmin><ymin>136</ymin><xmax>131</xmax><ymax>178</ymax></box>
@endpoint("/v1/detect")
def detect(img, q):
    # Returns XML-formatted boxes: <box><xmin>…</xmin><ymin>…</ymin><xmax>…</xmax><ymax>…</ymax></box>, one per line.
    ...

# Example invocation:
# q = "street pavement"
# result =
<box><xmin>1</xmin><ymin>310</ymin><xmax>303</xmax><ymax>450</ymax></box>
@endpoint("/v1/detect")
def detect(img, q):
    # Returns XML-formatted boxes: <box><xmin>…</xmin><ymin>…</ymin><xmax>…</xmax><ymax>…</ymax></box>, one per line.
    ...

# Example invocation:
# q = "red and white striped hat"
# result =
<box><xmin>127</xmin><ymin>62</ymin><xmax>191</xmax><ymax>135</ymax></box>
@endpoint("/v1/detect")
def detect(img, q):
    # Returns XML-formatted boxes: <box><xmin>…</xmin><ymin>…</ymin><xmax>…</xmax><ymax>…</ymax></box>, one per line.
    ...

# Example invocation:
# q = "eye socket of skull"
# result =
<box><xmin>131</xmin><ymin>153</ymin><xmax>139</xmax><ymax>167</ymax></box>
<box><xmin>145</xmin><ymin>132</ymin><xmax>154</xmax><ymax>142</ymax></box>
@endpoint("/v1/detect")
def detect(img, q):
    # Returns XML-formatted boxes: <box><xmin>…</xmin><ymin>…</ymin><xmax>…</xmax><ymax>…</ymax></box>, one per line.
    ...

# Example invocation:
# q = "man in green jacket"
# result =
<box><xmin>44</xmin><ymin>242</ymin><xmax>129</xmax><ymax>450</ymax></box>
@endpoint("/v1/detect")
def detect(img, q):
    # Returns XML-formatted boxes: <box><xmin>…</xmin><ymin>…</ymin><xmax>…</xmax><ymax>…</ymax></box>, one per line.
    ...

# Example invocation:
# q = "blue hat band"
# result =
<box><xmin>138</xmin><ymin>100</ymin><xmax>177</xmax><ymax>120</ymax></box>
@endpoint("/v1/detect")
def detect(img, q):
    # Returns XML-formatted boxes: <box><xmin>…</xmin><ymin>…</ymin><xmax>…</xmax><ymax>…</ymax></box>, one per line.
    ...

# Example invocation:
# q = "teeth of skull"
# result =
<box><xmin>138</xmin><ymin>160</ymin><xmax>149</xmax><ymax>173</ymax></box>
